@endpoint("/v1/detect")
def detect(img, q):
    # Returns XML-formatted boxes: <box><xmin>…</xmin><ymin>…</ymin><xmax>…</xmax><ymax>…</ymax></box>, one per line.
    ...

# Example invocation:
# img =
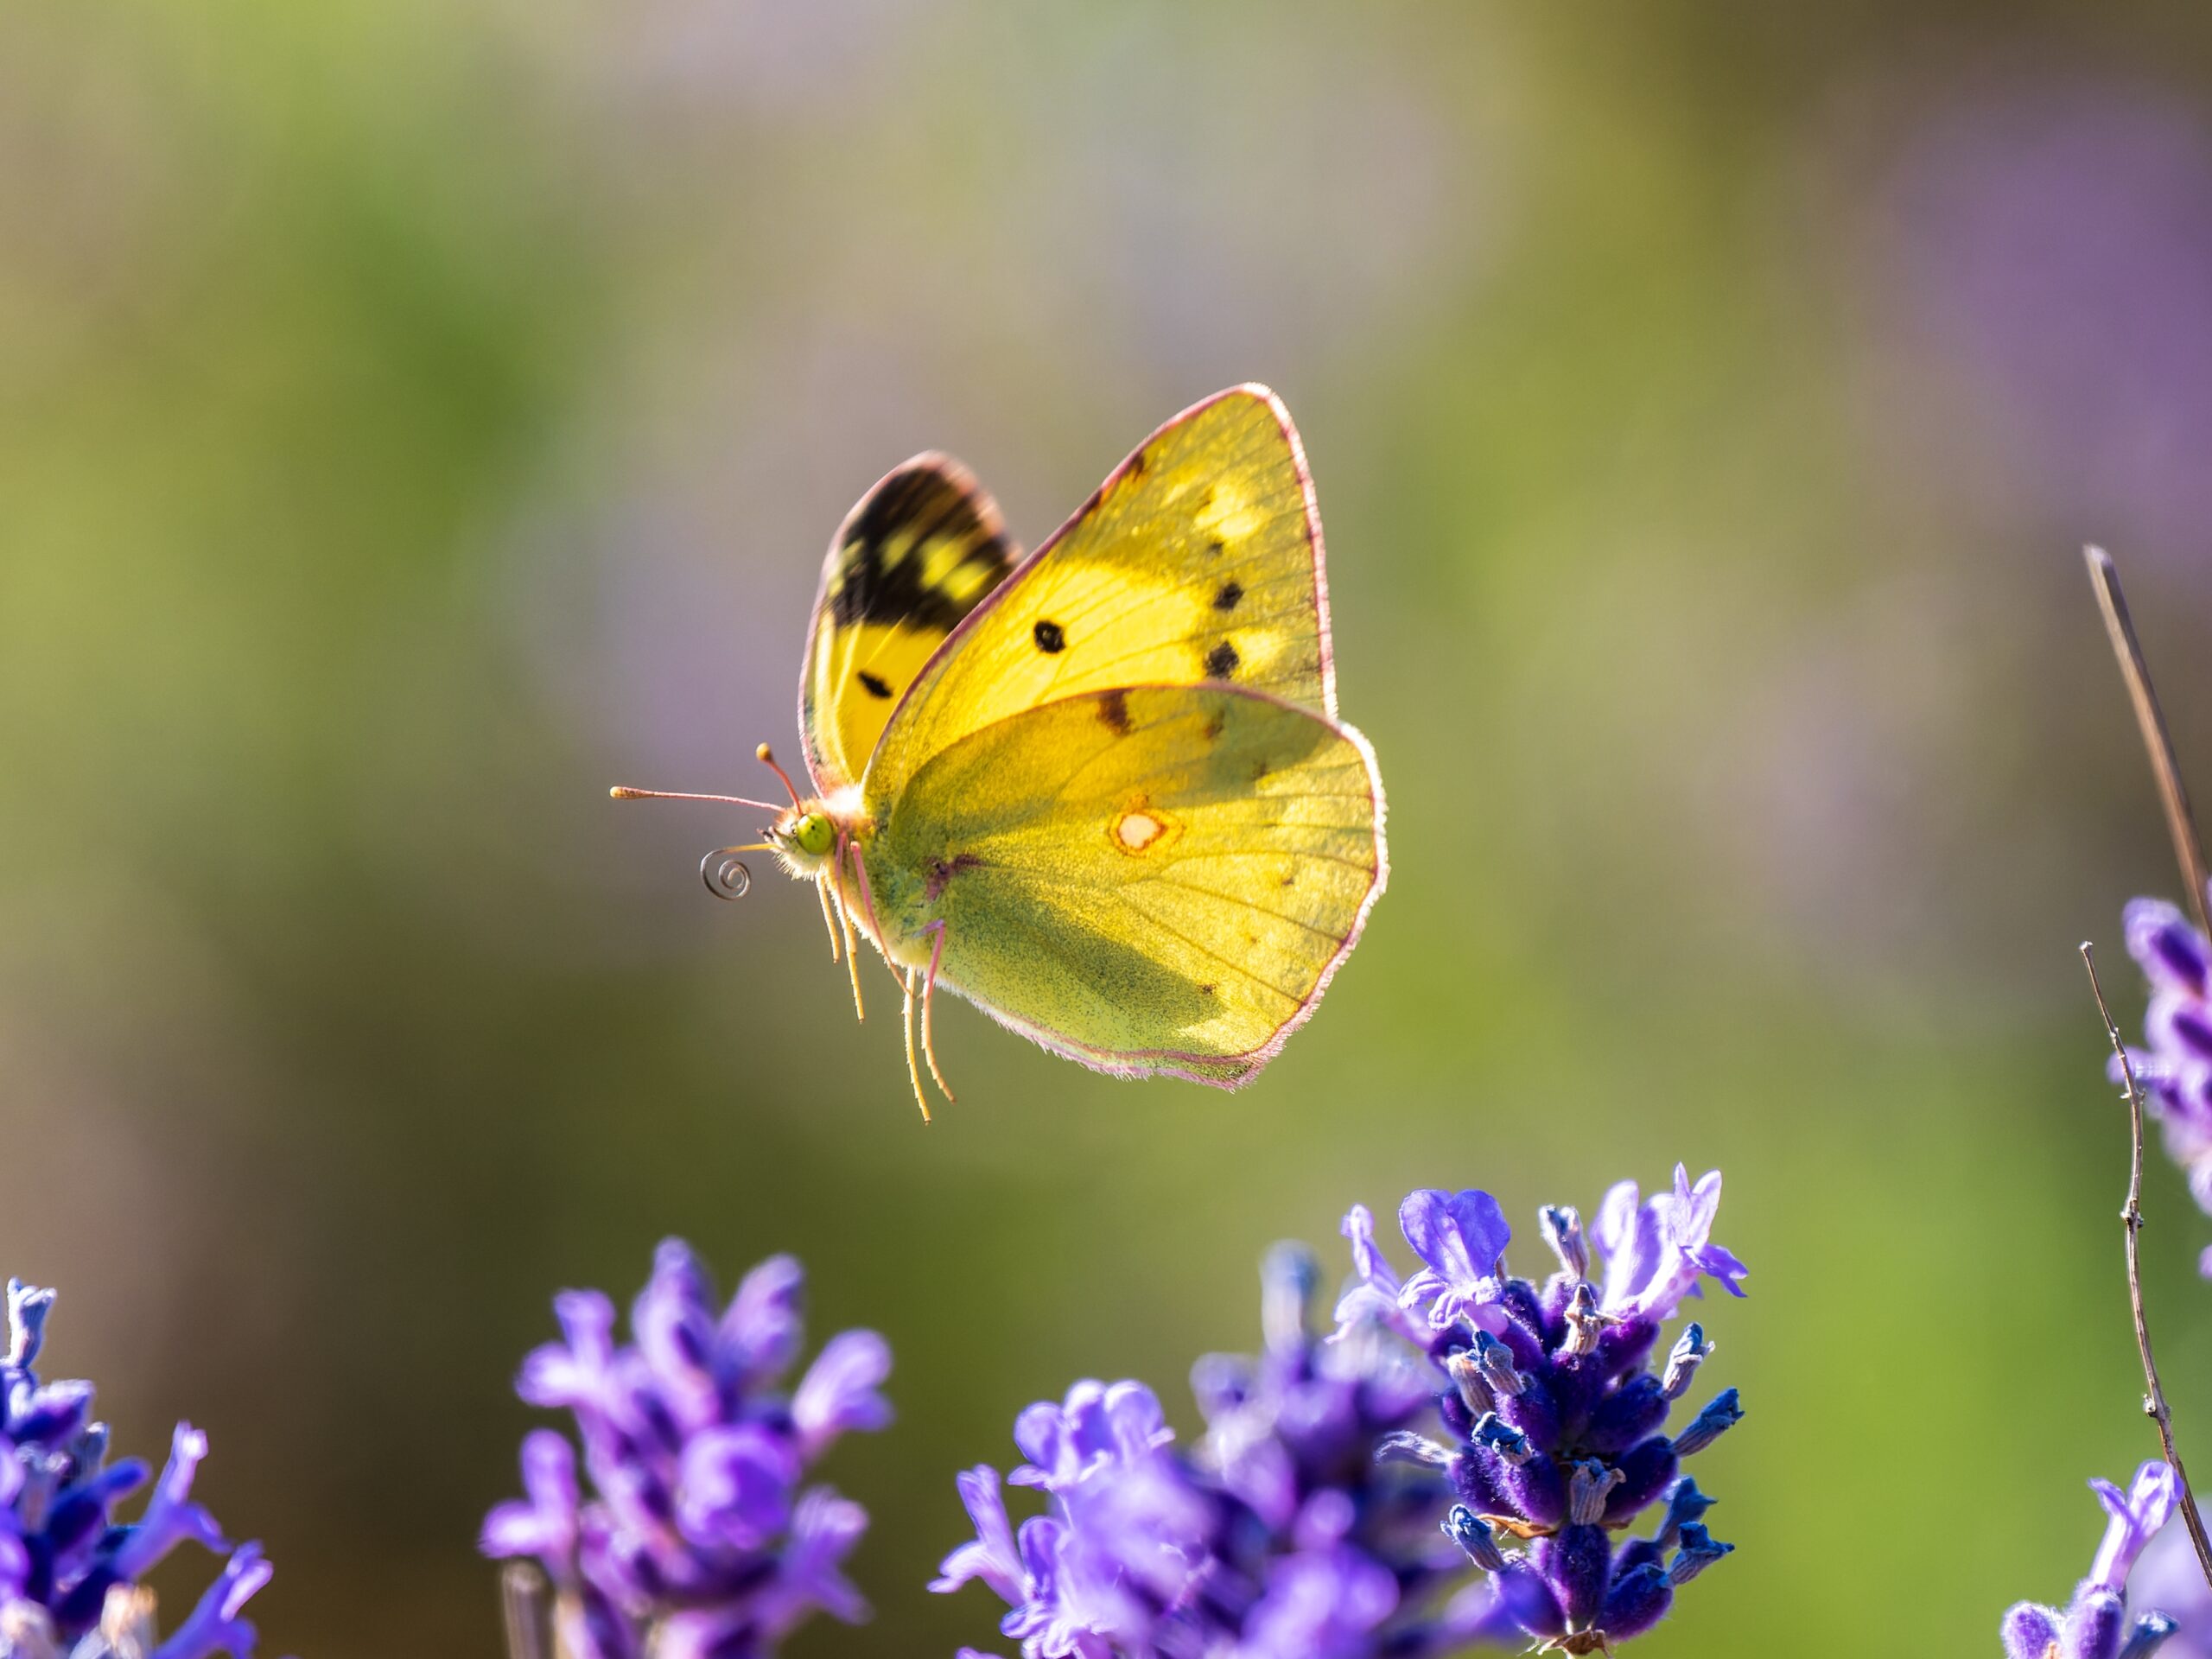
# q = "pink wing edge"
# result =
<box><xmin>931</xmin><ymin>698</ymin><xmax>1389</xmax><ymax>1091</ymax></box>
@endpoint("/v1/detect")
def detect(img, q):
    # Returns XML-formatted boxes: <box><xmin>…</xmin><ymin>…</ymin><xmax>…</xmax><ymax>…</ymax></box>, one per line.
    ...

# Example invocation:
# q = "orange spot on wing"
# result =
<box><xmin>1117</xmin><ymin>812</ymin><xmax>1165</xmax><ymax>851</ymax></box>
<box><xmin>1109</xmin><ymin>798</ymin><xmax>1182</xmax><ymax>857</ymax></box>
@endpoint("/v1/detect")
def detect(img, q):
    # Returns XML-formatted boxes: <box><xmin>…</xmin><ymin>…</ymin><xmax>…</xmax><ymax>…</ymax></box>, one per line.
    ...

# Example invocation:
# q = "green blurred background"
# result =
<box><xmin>9</xmin><ymin>2</ymin><xmax>2212</xmax><ymax>1653</ymax></box>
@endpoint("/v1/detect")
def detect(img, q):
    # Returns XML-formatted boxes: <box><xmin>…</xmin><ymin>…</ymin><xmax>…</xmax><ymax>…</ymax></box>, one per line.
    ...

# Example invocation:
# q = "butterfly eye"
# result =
<box><xmin>792</xmin><ymin>813</ymin><xmax>837</xmax><ymax>857</ymax></box>
<box><xmin>700</xmin><ymin>849</ymin><xmax>753</xmax><ymax>900</ymax></box>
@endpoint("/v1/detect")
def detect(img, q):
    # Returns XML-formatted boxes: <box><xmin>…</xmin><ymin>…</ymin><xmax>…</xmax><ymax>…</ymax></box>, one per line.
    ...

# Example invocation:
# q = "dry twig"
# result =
<box><xmin>2082</xmin><ymin>544</ymin><xmax>2212</xmax><ymax>1593</ymax></box>
<box><xmin>2083</xmin><ymin>944</ymin><xmax>2212</xmax><ymax>1590</ymax></box>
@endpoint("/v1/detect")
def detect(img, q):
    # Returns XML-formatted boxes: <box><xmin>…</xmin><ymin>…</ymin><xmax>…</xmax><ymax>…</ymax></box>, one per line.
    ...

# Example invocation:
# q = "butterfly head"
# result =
<box><xmin>766</xmin><ymin>805</ymin><xmax>840</xmax><ymax>877</ymax></box>
<box><xmin>608</xmin><ymin>745</ymin><xmax>861</xmax><ymax>899</ymax></box>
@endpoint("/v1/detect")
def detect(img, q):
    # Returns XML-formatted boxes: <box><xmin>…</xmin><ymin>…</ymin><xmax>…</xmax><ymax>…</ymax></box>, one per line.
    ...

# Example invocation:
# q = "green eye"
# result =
<box><xmin>792</xmin><ymin>812</ymin><xmax>836</xmax><ymax>857</ymax></box>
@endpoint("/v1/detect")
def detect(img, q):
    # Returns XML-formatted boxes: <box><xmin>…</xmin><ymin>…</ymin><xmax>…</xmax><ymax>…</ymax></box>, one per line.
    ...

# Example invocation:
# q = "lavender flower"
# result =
<box><xmin>0</xmin><ymin>1279</ymin><xmax>272</xmax><ymax>1659</ymax></box>
<box><xmin>1408</xmin><ymin>1168</ymin><xmax>1745</xmax><ymax>1653</ymax></box>
<box><xmin>482</xmin><ymin>1240</ymin><xmax>891</xmax><ymax>1659</ymax></box>
<box><xmin>2122</xmin><ymin>1516</ymin><xmax>2212</xmax><ymax>1656</ymax></box>
<box><xmin>2002</xmin><ymin>1461</ymin><xmax>2181</xmax><ymax>1659</ymax></box>
<box><xmin>937</xmin><ymin>1168</ymin><xmax>1745</xmax><ymax>1657</ymax></box>
<box><xmin>2114</xmin><ymin>896</ymin><xmax>2212</xmax><ymax>1272</ymax></box>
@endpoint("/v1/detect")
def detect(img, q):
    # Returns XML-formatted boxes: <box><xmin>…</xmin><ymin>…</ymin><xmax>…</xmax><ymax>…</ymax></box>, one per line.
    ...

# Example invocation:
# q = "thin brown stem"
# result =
<box><xmin>499</xmin><ymin>1561</ymin><xmax>553</xmax><ymax>1659</ymax></box>
<box><xmin>2085</xmin><ymin>546</ymin><xmax>2212</xmax><ymax>937</ymax></box>
<box><xmin>2082</xmin><ymin>943</ymin><xmax>2212</xmax><ymax>1593</ymax></box>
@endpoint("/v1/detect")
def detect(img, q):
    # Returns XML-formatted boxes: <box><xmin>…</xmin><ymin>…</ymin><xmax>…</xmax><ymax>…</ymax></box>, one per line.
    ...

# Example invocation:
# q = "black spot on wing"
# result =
<box><xmin>1098</xmin><ymin>690</ymin><xmax>1132</xmax><ymax>734</ymax></box>
<box><xmin>1212</xmin><ymin>581</ymin><xmax>1243</xmax><ymax>612</ymax></box>
<box><xmin>1205</xmin><ymin>640</ymin><xmax>1241</xmax><ymax>679</ymax></box>
<box><xmin>857</xmin><ymin>671</ymin><xmax>894</xmax><ymax>700</ymax></box>
<box><xmin>1033</xmin><ymin>619</ymin><xmax>1066</xmax><ymax>653</ymax></box>
<box><xmin>827</xmin><ymin>461</ymin><xmax>1014</xmax><ymax>631</ymax></box>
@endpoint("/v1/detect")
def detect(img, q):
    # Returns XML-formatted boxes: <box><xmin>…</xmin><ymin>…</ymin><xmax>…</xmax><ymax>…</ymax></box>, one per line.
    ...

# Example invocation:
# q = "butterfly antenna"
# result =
<box><xmin>755</xmin><ymin>743</ymin><xmax>804</xmax><ymax>810</ymax></box>
<box><xmin>610</xmin><ymin>785</ymin><xmax>791</xmax><ymax>814</ymax></box>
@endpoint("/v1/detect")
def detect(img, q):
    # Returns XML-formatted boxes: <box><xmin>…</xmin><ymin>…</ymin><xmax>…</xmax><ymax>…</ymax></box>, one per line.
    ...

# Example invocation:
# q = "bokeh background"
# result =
<box><xmin>10</xmin><ymin>1</ymin><xmax>2212</xmax><ymax>1653</ymax></box>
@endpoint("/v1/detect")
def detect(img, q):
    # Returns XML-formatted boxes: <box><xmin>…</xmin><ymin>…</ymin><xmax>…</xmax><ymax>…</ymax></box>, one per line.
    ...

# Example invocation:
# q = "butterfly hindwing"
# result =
<box><xmin>866</xmin><ymin>683</ymin><xmax>1386</xmax><ymax>1085</ymax></box>
<box><xmin>799</xmin><ymin>455</ymin><xmax>1019</xmax><ymax>793</ymax></box>
<box><xmin>864</xmin><ymin>386</ymin><xmax>1332</xmax><ymax>805</ymax></box>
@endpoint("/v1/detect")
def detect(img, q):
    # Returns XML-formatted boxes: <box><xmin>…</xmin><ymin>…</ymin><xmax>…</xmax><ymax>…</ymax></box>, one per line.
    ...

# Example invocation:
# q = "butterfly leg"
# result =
<box><xmin>919</xmin><ymin>919</ymin><xmax>955</xmax><ymax>1105</ymax></box>
<box><xmin>826</xmin><ymin>850</ymin><xmax>864</xmax><ymax>1023</ymax></box>
<box><xmin>900</xmin><ymin>966</ymin><xmax>931</xmax><ymax>1124</ymax></box>
<box><xmin>814</xmin><ymin>874</ymin><xmax>842</xmax><ymax>965</ymax></box>
<box><xmin>844</xmin><ymin>836</ymin><xmax>906</xmax><ymax>995</ymax></box>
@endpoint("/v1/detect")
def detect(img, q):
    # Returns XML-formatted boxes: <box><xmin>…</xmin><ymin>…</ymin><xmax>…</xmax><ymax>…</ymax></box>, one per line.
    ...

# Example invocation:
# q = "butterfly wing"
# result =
<box><xmin>864</xmin><ymin>385</ymin><xmax>1333</xmax><ymax>804</ymax></box>
<box><xmin>799</xmin><ymin>455</ymin><xmax>1020</xmax><ymax>793</ymax></box>
<box><xmin>867</xmin><ymin>684</ymin><xmax>1385</xmax><ymax>1086</ymax></box>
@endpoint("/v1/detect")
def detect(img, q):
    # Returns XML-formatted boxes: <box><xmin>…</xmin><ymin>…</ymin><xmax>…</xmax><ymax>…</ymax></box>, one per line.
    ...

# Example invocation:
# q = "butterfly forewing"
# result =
<box><xmin>799</xmin><ymin>456</ymin><xmax>1020</xmax><ymax>793</ymax></box>
<box><xmin>863</xmin><ymin>386</ymin><xmax>1333</xmax><ymax>808</ymax></box>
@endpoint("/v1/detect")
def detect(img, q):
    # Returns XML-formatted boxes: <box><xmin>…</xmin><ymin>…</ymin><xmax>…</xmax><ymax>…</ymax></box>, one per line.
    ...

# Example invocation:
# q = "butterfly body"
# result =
<box><xmin>630</xmin><ymin>386</ymin><xmax>1387</xmax><ymax>1115</ymax></box>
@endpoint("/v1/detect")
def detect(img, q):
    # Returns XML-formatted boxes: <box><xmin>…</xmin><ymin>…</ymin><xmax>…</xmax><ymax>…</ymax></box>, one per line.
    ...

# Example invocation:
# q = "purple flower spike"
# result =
<box><xmin>5</xmin><ymin>1281</ymin><xmax>54</xmax><ymax>1369</ymax></box>
<box><xmin>2004</xmin><ymin>1460</ymin><xmax>2183</xmax><ymax>1659</ymax></box>
<box><xmin>486</xmin><ymin>1243</ymin><xmax>891</xmax><ymax>1656</ymax></box>
<box><xmin>2005</xmin><ymin>1601</ymin><xmax>2065</xmax><ymax>1659</ymax></box>
<box><xmin>112</xmin><ymin>1423</ymin><xmax>229</xmax><ymax>1580</ymax></box>
<box><xmin>2116</xmin><ymin>894</ymin><xmax>2212</xmax><ymax>1269</ymax></box>
<box><xmin>632</xmin><ymin>1239</ymin><xmax>720</xmax><ymax>1425</ymax></box>
<box><xmin>943</xmin><ymin>1166</ymin><xmax>1744</xmax><ymax>1656</ymax></box>
<box><xmin>1332</xmin><ymin>1205</ymin><xmax>1426</xmax><ymax>1345</ymax></box>
<box><xmin>518</xmin><ymin>1291</ymin><xmax>620</xmax><ymax>1414</ymax></box>
<box><xmin>1239</xmin><ymin>1547</ymin><xmax>1398</xmax><ymax>1658</ymax></box>
<box><xmin>2121</xmin><ymin>1511</ymin><xmax>2212</xmax><ymax>1657</ymax></box>
<box><xmin>792</xmin><ymin>1329</ymin><xmax>893</xmax><ymax>1453</ymax></box>
<box><xmin>1010</xmin><ymin>1380</ymin><xmax>1173</xmax><ymax>1493</ymax></box>
<box><xmin>2128</xmin><ymin>899</ymin><xmax>2212</xmax><ymax>997</ymax></box>
<box><xmin>481</xmin><ymin>1430</ymin><xmax>580</xmax><ymax>1575</ymax></box>
<box><xmin>2089</xmin><ymin>1462</ymin><xmax>2178</xmax><ymax>1592</ymax></box>
<box><xmin>677</xmin><ymin>1422</ymin><xmax>798</xmax><ymax>1550</ymax></box>
<box><xmin>2120</xmin><ymin>1611</ymin><xmax>2181</xmax><ymax>1659</ymax></box>
<box><xmin>0</xmin><ymin>1281</ymin><xmax>270</xmax><ymax>1655</ymax></box>
<box><xmin>1592</xmin><ymin>1181</ymin><xmax>1663</xmax><ymax>1314</ymax></box>
<box><xmin>764</xmin><ymin>1488</ymin><xmax>870</xmax><ymax>1635</ymax></box>
<box><xmin>1599</xmin><ymin>1169</ymin><xmax>1750</xmax><ymax>1321</ymax></box>
<box><xmin>1397</xmin><ymin>1188</ymin><xmax>1515</xmax><ymax>1332</ymax></box>
<box><xmin>933</xmin><ymin>1465</ymin><xmax>1024</xmax><ymax>1601</ymax></box>
<box><xmin>722</xmin><ymin>1254</ymin><xmax>806</xmax><ymax>1385</ymax></box>
<box><xmin>153</xmin><ymin>1541</ymin><xmax>271</xmax><ymax>1659</ymax></box>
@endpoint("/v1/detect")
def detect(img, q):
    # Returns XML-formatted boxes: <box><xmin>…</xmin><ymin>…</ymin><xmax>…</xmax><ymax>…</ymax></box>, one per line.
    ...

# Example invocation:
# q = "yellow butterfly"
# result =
<box><xmin>615</xmin><ymin>386</ymin><xmax>1387</xmax><ymax>1120</ymax></box>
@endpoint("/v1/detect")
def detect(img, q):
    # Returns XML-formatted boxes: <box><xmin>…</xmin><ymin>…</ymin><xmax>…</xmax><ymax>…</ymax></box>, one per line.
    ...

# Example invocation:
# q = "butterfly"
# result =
<box><xmin>614</xmin><ymin>385</ymin><xmax>1387</xmax><ymax>1120</ymax></box>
